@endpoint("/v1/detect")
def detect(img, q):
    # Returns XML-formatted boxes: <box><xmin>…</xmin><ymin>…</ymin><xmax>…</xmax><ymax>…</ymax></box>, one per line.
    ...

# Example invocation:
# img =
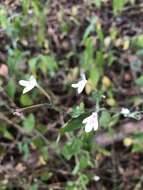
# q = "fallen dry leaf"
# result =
<box><xmin>15</xmin><ymin>163</ymin><xmax>26</xmax><ymax>173</ymax></box>
<box><xmin>0</xmin><ymin>64</ymin><xmax>8</xmax><ymax>78</ymax></box>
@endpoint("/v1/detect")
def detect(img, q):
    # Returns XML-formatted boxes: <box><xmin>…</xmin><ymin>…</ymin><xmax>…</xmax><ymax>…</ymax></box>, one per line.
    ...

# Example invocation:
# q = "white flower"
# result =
<box><xmin>121</xmin><ymin>108</ymin><xmax>130</xmax><ymax>117</ymax></box>
<box><xmin>71</xmin><ymin>73</ymin><xmax>87</xmax><ymax>94</ymax></box>
<box><xmin>93</xmin><ymin>175</ymin><xmax>100</xmax><ymax>181</ymax></box>
<box><xmin>82</xmin><ymin>112</ymin><xmax>98</xmax><ymax>132</ymax></box>
<box><xmin>19</xmin><ymin>75</ymin><xmax>37</xmax><ymax>94</ymax></box>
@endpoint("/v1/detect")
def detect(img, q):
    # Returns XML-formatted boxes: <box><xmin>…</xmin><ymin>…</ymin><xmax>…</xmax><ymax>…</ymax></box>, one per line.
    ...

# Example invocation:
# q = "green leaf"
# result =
<box><xmin>81</xmin><ymin>37</ymin><xmax>94</xmax><ymax>70</ymax></box>
<box><xmin>131</xmin><ymin>133</ymin><xmax>143</xmax><ymax>152</ymax></box>
<box><xmin>90</xmin><ymin>68</ymin><xmax>100</xmax><ymax>86</ymax></box>
<box><xmin>40</xmin><ymin>171</ymin><xmax>53</xmax><ymax>181</ymax></box>
<box><xmin>62</xmin><ymin>139</ymin><xmax>81</xmax><ymax>160</ymax></box>
<box><xmin>0</xmin><ymin>124</ymin><xmax>13</xmax><ymax>140</ymax></box>
<box><xmin>71</xmin><ymin>102</ymin><xmax>84</xmax><ymax>118</ymax></box>
<box><xmin>40</xmin><ymin>147</ymin><xmax>49</xmax><ymax>161</ymax></box>
<box><xmin>22</xmin><ymin>0</ymin><xmax>30</xmax><ymax>14</ymax></box>
<box><xmin>29</xmin><ymin>184</ymin><xmax>38</xmax><ymax>190</ymax></box>
<box><xmin>7</xmin><ymin>49</ymin><xmax>24</xmax><ymax>74</ymax></box>
<box><xmin>89</xmin><ymin>50</ymin><xmax>104</xmax><ymax>86</ymax></box>
<box><xmin>135</xmin><ymin>76</ymin><xmax>143</xmax><ymax>86</ymax></box>
<box><xmin>132</xmin><ymin>35</ymin><xmax>143</xmax><ymax>48</ymax></box>
<box><xmin>96</xmin><ymin>24</ymin><xmax>104</xmax><ymax>44</ymax></box>
<box><xmin>60</xmin><ymin>113</ymin><xmax>89</xmax><ymax>133</ymax></box>
<box><xmin>91</xmin><ymin>0</ymin><xmax>102</xmax><ymax>8</ymax></box>
<box><xmin>18</xmin><ymin>141</ymin><xmax>30</xmax><ymax>160</ymax></box>
<box><xmin>99</xmin><ymin>110</ymin><xmax>112</xmax><ymax>128</ymax></box>
<box><xmin>6</xmin><ymin>79</ymin><xmax>16</xmax><ymax>99</ymax></box>
<box><xmin>132</xmin><ymin>143</ymin><xmax>143</xmax><ymax>153</ymax></box>
<box><xmin>23</xmin><ymin>114</ymin><xmax>35</xmax><ymax>132</ymax></box>
<box><xmin>39</xmin><ymin>55</ymin><xmax>58</xmax><ymax>75</ymax></box>
<box><xmin>0</xmin><ymin>7</ymin><xmax>8</xmax><ymax>30</ymax></box>
<box><xmin>83</xmin><ymin>17</ymin><xmax>97</xmax><ymax>41</ymax></box>
<box><xmin>79</xmin><ymin>152</ymin><xmax>93</xmax><ymax>169</ymax></box>
<box><xmin>113</xmin><ymin>0</ymin><xmax>125</xmax><ymax>14</ymax></box>
<box><xmin>28</xmin><ymin>57</ymin><xmax>38</xmax><ymax>74</ymax></box>
<box><xmin>20</xmin><ymin>94</ymin><xmax>33</xmax><ymax>106</ymax></box>
<box><xmin>32</xmin><ymin>136</ymin><xmax>45</xmax><ymax>149</ymax></box>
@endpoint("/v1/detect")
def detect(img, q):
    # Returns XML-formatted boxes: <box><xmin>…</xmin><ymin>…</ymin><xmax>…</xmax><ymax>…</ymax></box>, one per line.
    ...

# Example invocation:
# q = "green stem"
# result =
<box><xmin>37</xmin><ymin>84</ymin><xmax>51</xmax><ymax>102</ymax></box>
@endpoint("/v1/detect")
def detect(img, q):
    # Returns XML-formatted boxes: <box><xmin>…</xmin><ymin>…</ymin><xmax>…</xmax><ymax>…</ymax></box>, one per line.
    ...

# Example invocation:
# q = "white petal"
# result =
<box><xmin>85</xmin><ymin>122</ymin><xmax>93</xmax><ymax>133</ymax></box>
<box><xmin>19</xmin><ymin>80</ymin><xmax>29</xmax><ymax>87</ymax></box>
<box><xmin>30</xmin><ymin>75</ymin><xmax>35</xmax><ymax>81</ymax></box>
<box><xmin>29</xmin><ymin>76</ymin><xmax>37</xmax><ymax>86</ymax></box>
<box><xmin>93</xmin><ymin>118</ymin><xmax>98</xmax><ymax>131</ymax></box>
<box><xmin>77</xmin><ymin>80</ymin><xmax>87</xmax><ymax>94</ymax></box>
<box><xmin>121</xmin><ymin>108</ymin><xmax>130</xmax><ymax>115</ymax></box>
<box><xmin>92</xmin><ymin>112</ymin><xmax>98</xmax><ymax>130</ymax></box>
<box><xmin>23</xmin><ymin>85</ymin><xmax>34</xmax><ymax>94</ymax></box>
<box><xmin>71</xmin><ymin>83</ymin><xmax>80</xmax><ymax>88</ymax></box>
<box><xmin>82</xmin><ymin>115</ymin><xmax>92</xmax><ymax>124</ymax></box>
<box><xmin>93</xmin><ymin>175</ymin><xmax>100</xmax><ymax>181</ymax></box>
<box><xmin>81</xmin><ymin>73</ymin><xmax>86</xmax><ymax>81</ymax></box>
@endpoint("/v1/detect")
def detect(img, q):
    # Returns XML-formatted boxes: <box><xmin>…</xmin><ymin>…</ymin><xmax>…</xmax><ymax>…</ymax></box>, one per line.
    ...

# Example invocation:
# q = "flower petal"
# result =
<box><xmin>93</xmin><ymin>118</ymin><xmax>98</xmax><ymax>131</ymax></box>
<box><xmin>77</xmin><ymin>80</ymin><xmax>86</xmax><ymax>94</ymax></box>
<box><xmin>85</xmin><ymin>122</ymin><xmax>93</xmax><ymax>133</ymax></box>
<box><xmin>29</xmin><ymin>76</ymin><xmax>37</xmax><ymax>86</ymax></box>
<box><xmin>81</xmin><ymin>73</ymin><xmax>86</xmax><ymax>81</ymax></box>
<box><xmin>23</xmin><ymin>85</ymin><xmax>34</xmax><ymax>94</ymax></box>
<box><xmin>82</xmin><ymin>115</ymin><xmax>91</xmax><ymax>124</ymax></box>
<box><xmin>19</xmin><ymin>80</ymin><xmax>29</xmax><ymax>87</ymax></box>
<box><xmin>71</xmin><ymin>83</ymin><xmax>80</xmax><ymax>88</ymax></box>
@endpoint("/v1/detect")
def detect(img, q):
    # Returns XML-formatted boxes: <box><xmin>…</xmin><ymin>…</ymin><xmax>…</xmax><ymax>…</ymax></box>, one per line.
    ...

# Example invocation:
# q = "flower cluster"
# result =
<box><xmin>19</xmin><ymin>74</ymin><xmax>99</xmax><ymax>133</ymax></box>
<box><xmin>71</xmin><ymin>73</ymin><xmax>99</xmax><ymax>133</ymax></box>
<box><xmin>19</xmin><ymin>74</ymin><xmax>133</xmax><ymax>134</ymax></box>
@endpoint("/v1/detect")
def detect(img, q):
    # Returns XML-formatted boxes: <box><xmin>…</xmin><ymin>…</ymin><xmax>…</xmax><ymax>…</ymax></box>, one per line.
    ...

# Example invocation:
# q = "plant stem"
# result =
<box><xmin>37</xmin><ymin>84</ymin><xmax>51</xmax><ymax>102</ymax></box>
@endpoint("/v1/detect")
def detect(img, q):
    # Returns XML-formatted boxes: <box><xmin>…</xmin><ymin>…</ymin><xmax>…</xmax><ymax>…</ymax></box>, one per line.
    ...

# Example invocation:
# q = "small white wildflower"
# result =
<box><xmin>82</xmin><ymin>112</ymin><xmax>98</xmax><ymax>133</ymax></box>
<box><xmin>19</xmin><ymin>75</ymin><xmax>37</xmax><ymax>94</ymax></box>
<box><xmin>93</xmin><ymin>175</ymin><xmax>100</xmax><ymax>181</ymax></box>
<box><xmin>121</xmin><ymin>108</ymin><xmax>130</xmax><ymax>117</ymax></box>
<box><xmin>71</xmin><ymin>73</ymin><xmax>87</xmax><ymax>94</ymax></box>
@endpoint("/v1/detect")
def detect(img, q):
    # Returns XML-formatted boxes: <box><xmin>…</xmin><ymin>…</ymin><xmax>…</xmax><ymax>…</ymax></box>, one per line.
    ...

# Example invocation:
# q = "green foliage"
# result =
<box><xmin>18</xmin><ymin>140</ymin><xmax>30</xmax><ymax>160</ymax></box>
<box><xmin>0</xmin><ymin>0</ymin><xmax>142</xmax><ymax>189</ymax></box>
<box><xmin>32</xmin><ymin>136</ymin><xmax>45</xmax><ymax>149</ymax></box>
<box><xmin>29</xmin><ymin>184</ymin><xmax>38</xmax><ymax>190</ymax></box>
<box><xmin>7</xmin><ymin>49</ymin><xmax>25</xmax><ymax>74</ymax></box>
<box><xmin>20</xmin><ymin>94</ymin><xmax>33</xmax><ymax>106</ymax></box>
<box><xmin>132</xmin><ymin>133</ymin><xmax>143</xmax><ymax>153</ymax></box>
<box><xmin>132</xmin><ymin>35</ymin><xmax>143</xmax><ymax>48</ymax></box>
<box><xmin>71</xmin><ymin>103</ymin><xmax>85</xmax><ymax>118</ymax></box>
<box><xmin>81</xmin><ymin>37</ymin><xmax>94</xmax><ymax>70</ymax></box>
<box><xmin>0</xmin><ymin>7</ymin><xmax>8</xmax><ymax>30</ymax></box>
<box><xmin>6</xmin><ymin>79</ymin><xmax>16</xmax><ymax>99</ymax></box>
<box><xmin>29</xmin><ymin>55</ymin><xmax>58</xmax><ymax>75</ymax></box>
<box><xmin>0</xmin><ymin>124</ymin><xmax>13</xmax><ymax>140</ymax></box>
<box><xmin>62</xmin><ymin>138</ymin><xmax>82</xmax><ymax>160</ymax></box>
<box><xmin>113</xmin><ymin>0</ymin><xmax>125</xmax><ymax>14</ymax></box>
<box><xmin>60</xmin><ymin>113</ymin><xmax>89</xmax><ymax>133</ymax></box>
<box><xmin>83</xmin><ymin>17</ymin><xmax>97</xmax><ymax>41</ymax></box>
<box><xmin>23</xmin><ymin>114</ymin><xmax>35</xmax><ymax>133</ymax></box>
<box><xmin>91</xmin><ymin>0</ymin><xmax>102</xmax><ymax>8</ymax></box>
<box><xmin>135</xmin><ymin>76</ymin><xmax>143</xmax><ymax>86</ymax></box>
<box><xmin>99</xmin><ymin>110</ymin><xmax>112</xmax><ymax>128</ymax></box>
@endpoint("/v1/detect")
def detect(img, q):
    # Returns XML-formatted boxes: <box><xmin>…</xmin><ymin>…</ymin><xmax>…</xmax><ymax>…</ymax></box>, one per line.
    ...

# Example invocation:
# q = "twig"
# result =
<box><xmin>0</xmin><ymin>113</ymin><xmax>32</xmax><ymax>136</ymax></box>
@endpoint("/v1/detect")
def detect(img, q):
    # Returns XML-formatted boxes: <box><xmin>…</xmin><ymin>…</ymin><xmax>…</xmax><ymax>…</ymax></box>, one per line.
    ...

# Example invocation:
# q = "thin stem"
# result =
<box><xmin>14</xmin><ymin>103</ymin><xmax>52</xmax><ymax>113</ymax></box>
<box><xmin>0</xmin><ymin>113</ymin><xmax>32</xmax><ymax>136</ymax></box>
<box><xmin>37</xmin><ymin>84</ymin><xmax>51</xmax><ymax>102</ymax></box>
